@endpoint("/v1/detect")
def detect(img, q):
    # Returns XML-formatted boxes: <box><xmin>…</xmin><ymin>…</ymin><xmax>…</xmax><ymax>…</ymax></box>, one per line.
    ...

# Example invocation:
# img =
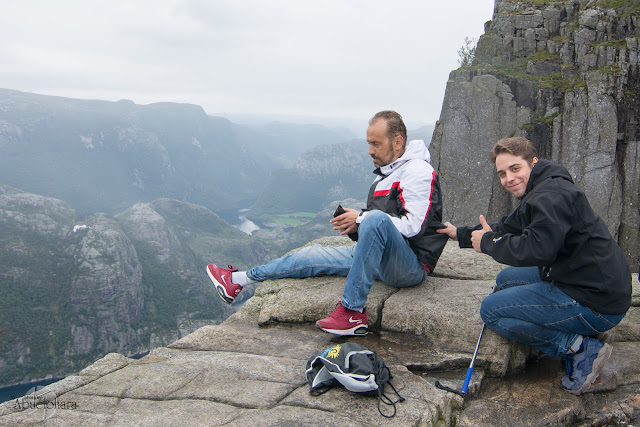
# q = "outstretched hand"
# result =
<box><xmin>330</xmin><ymin>207</ymin><xmax>359</xmax><ymax>235</ymax></box>
<box><xmin>471</xmin><ymin>215</ymin><xmax>492</xmax><ymax>253</ymax></box>
<box><xmin>436</xmin><ymin>221</ymin><xmax>458</xmax><ymax>240</ymax></box>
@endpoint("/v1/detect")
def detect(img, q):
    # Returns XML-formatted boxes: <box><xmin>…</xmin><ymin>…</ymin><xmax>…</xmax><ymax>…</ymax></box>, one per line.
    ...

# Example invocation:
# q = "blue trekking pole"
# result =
<box><xmin>461</xmin><ymin>323</ymin><xmax>485</xmax><ymax>395</ymax></box>
<box><xmin>435</xmin><ymin>323</ymin><xmax>485</xmax><ymax>397</ymax></box>
<box><xmin>435</xmin><ymin>284</ymin><xmax>496</xmax><ymax>398</ymax></box>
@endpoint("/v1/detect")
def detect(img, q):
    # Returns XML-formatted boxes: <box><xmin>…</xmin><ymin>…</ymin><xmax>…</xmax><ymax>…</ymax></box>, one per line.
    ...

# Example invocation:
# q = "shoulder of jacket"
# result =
<box><xmin>403</xmin><ymin>158</ymin><xmax>434</xmax><ymax>173</ymax></box>
<box><xmin>530</xmin><ymin>176</ymin><xmax>576</xmax><ymax>198</ymax></box>
<box><xmin>522</xmin><ymin>182</ymin><xmax>576</xmax><ymax>213</ymax></box>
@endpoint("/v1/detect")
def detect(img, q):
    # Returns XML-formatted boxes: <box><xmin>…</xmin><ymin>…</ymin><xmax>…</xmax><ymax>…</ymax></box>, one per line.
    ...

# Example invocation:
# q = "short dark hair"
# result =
<box><xmin>490</xmin><ymin>137</ymin><xmax>538</xmax><ymax>165</ymax></box>
<box><xmin>369</xmin><ymin>110</ymin><xmax>407</xmax><ymax>147</ymax></box>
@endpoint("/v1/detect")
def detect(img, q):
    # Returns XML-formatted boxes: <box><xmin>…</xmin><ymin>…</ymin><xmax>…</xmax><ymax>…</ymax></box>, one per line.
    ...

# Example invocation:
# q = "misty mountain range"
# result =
<box><xmin>0</xmin><ymin>89</ymin><xmax>432</xmax><ymax>220</ymax></box>
<box><xmin>0</xmin><ymin>89</ymin><xmax>345</xmax><ymax>216</ymax></box>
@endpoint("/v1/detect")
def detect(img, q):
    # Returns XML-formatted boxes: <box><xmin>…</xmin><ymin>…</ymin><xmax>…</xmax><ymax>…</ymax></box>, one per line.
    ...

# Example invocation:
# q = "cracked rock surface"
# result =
<box><xmin>1</xmin><ymin>238</ymin><xmax>638</xmax><ymax>426</ymax></box>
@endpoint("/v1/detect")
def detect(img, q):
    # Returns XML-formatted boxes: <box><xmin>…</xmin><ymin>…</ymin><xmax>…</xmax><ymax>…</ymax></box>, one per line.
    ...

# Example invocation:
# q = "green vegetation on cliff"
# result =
<box><xmin>506</xmin><ymin>0</ymin><xmax>640</xmax><ymax>11</ymax></box>
<box><xmin>463</xmin><ymin>52</ymin><xmax>587</xmax><ymax>94</ymax></box>
<box><xmin>0</xmin><ymin>197</ymin><xmax>88</xmax><ymax>385</ymax></box>
<box><xmin>596</xmin><ymin>0</ymin><xmax>640</xmax><ymax>17</ymax></box>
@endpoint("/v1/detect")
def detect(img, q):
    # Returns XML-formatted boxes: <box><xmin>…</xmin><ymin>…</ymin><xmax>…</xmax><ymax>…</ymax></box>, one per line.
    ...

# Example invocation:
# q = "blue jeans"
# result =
<box><xmin>480</xmin><ymin>266</ymin><xmax>625</xmax><ymax>358</ymax></box>
<box><xmin>247</xmin><ymin>210</ymin><xmax>426</xmax><ymax>311</ymax></box>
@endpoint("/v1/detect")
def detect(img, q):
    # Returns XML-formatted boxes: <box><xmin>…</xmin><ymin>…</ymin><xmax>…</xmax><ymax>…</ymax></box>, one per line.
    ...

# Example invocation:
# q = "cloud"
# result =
<box><xmin>0</xmin><ymin>0</ymin><xmax>494</xmax><ymax>126</ymax></box>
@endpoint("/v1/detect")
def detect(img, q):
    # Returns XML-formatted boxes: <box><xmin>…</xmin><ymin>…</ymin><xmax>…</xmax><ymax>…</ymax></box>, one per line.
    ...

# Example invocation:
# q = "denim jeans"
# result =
<box><xmin>247</xmin><ymin>210</ymin><xmax>426</xmax><ymax>311</ymax></box>
<box><xmin>480</xmin><ymin>266</ymin><xmax>625</xmax><ymax>358</ymax></box>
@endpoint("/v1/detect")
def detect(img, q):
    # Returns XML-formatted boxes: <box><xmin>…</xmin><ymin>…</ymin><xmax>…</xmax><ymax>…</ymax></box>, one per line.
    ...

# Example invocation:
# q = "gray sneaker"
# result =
<box><xmin>561</xmin><ymin>337</ymin><xmax>612</xmax><ymax>395</ymax></box>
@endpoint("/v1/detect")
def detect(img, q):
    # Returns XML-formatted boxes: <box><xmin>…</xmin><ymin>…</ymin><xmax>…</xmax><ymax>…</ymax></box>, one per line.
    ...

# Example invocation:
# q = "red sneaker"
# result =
<box><xmin>316</xmin><ymin>301</ymin><xmax>368</xmax><ymax>336</ymax></box>
<box><xmin>206</xmin><ymin>263</ymin><xmax>242</xmax><ymax>304</ymax></box>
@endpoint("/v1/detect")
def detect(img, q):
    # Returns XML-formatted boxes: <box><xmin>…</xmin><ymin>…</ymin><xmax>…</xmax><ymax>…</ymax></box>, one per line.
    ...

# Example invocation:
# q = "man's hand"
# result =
<box><xmin>330</xmin><ymin>207</ymin><xmax>359</xmax><ymax>235</ymax></box>
<box><xmin>471</xmin><ymin>215</ymin><xmax>492</xmax><ymax>253</ymax></box>
<box><xmin>436</xmin><ymin>221</ymin><xmax>458</xmax><ymax>240</ymax></box>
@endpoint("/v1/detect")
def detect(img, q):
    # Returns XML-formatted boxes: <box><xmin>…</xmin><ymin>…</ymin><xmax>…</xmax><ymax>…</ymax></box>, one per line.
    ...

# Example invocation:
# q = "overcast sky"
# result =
<box><xmin>0</xmin><ymin>1</ymin><xmax>494</xmax><ymax>129</ymax></box>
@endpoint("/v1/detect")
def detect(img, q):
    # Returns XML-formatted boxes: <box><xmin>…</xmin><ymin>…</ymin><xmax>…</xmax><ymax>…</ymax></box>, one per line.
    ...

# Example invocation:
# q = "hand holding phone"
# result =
<box><xmin>332</xmin><ymin>204</ymin><xmax>359</xmax><ymax>241</ymax></box>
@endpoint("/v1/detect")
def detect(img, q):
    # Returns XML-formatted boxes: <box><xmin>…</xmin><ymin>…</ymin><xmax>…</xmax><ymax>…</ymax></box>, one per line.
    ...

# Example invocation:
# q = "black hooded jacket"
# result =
<box><xmin>457</xmin><ymin>159</ymin><xmax>631</xmax><ymax>315</ymax></box>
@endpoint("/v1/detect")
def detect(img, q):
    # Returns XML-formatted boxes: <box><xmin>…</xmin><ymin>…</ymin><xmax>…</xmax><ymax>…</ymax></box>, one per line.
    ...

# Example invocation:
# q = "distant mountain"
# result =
<box><xmin>220</xmin><ymin>112</ymin><xmax>434</xmax><ymax>139</ymax></box>
<box><xmin>0</xmin><ymin>89</ymin><xmax>351</xmax><ymax>216</ymax></box>
<box><xmin>213</xmin><ymin>112</ymin><xmax>365</xmax><ymax>137</ymax></box>
<box><xmin>247</xmin><ymin>140</ymin><xmax>372</xmax><ymax>220</ymax></box>
<box><xmin>0</xmin><ymin>184</ymin><xmax>352</xmax><ymax>387</ymax></box>
<box><xmin>0</xmin><ymin>186</ymin><xmax>246</xmax><ymax>386</ymax></box>
<box><xmin>409</xmin><ymin>125</ymin><xmax>435</xmax><ymax>145</ymax></box>
<box><xmin>246</xmin><ymin>137</ymin><xmax>433</xmax><ymax>223</ymax></box>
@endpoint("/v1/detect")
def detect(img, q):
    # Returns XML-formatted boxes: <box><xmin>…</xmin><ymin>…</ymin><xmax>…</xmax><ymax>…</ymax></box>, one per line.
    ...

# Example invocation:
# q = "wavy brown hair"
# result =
<box><xmin>490</xmin><ymin>137</ymin><xmax>538</xmax><ymax>165</ymax></box>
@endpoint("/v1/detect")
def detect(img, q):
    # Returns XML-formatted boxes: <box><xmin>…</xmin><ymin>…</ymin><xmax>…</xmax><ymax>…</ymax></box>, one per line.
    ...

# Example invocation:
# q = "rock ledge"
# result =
<box><xmin>1</xmin><ymin>239</ymin><xmax>638</xmax><ymax>426</ymax></box>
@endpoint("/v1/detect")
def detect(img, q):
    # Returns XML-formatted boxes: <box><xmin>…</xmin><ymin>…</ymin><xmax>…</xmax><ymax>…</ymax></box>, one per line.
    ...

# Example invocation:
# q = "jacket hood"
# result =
<box><xmin>376</xmin><ymin>140</ymin><xmax>430</xmax><ymax>176</ymax></box>
<box><xmin>525</xmin><ymin>159</ymin><xmax>574</xmax><ymax>196</ymax></box>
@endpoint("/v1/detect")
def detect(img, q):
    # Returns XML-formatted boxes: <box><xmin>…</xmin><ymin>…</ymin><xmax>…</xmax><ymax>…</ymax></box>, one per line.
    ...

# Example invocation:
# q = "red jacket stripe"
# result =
<box><xmin>373</xmin><ymin>181</ymin><xmax>400</xmax><ymax>197</ymax></box>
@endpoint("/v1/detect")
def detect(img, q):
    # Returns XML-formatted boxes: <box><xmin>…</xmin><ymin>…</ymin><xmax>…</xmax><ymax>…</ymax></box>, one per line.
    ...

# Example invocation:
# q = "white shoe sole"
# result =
<box><xmin>315</xmin><ymin>323</ymin><xmax>368</xmax><ymax>336</ymax></box>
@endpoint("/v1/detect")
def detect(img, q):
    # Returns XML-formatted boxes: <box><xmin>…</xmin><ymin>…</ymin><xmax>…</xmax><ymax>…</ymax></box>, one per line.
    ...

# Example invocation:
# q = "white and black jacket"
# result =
<box><xmin>354</xmin><ymin>139</ymin><xmax>448</xmax><ymax>273</ymax></box>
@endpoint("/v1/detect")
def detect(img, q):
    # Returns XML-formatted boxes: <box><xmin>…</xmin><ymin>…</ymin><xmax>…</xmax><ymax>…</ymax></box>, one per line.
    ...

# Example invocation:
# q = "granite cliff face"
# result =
<box><xmin>0</xmin><ymin>187</ymin><xmax>243</xmax><ymax>387</ymax></box>
<box><xmin>430</xmin><ymin>0</ymin><xmax>640</xmax><ymax>267</ymax></box>
<box><xmin>67</xmin><ymin>214</ymin><xmax>144</xmax><ymax>358</ymax></box>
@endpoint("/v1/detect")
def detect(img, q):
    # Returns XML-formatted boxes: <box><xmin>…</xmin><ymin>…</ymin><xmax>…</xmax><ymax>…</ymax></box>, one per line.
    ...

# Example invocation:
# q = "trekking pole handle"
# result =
<box><xmin>434</xmin><ymin>380</ymin><xmax>465</xmax><ymax>397</ymax></box>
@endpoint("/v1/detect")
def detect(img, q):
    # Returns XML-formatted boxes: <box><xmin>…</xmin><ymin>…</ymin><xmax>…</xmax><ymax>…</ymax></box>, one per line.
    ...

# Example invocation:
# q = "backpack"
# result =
<box><xmin>305</xmin><ymin>342</ymin><xmax>405</xmax><ymax>418</ymax></box>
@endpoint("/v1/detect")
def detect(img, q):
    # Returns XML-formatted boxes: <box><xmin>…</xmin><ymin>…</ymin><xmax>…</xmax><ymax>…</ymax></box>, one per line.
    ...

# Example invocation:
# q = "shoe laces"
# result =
<box><xmin>564</xmin><ymin>354</ymin><xmax>574</xmax><ymax>377</ymax></box>
<box><xmin>330</xmin><ymin>302</ymin><xmax>349</xmax><ymax>318</ymax></box>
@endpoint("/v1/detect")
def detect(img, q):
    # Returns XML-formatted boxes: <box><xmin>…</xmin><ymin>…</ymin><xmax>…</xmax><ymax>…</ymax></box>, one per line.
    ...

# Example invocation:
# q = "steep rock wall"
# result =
<box><xmin>0</xmin><ymin>188</ymin><xmax>235</xmax><ymax>387</ymax></box>
<box><xmin>430</xmin><ymin>0</ymin><xmax>640</xmax><ymax>267</ymax></box>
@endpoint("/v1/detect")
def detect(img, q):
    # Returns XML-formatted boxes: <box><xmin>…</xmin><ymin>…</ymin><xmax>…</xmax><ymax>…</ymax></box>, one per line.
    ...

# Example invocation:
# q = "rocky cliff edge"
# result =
<box><xmin>1</xmin><ymin>237</ymin><xmax>638</xmax><ymax>426</ymax></box>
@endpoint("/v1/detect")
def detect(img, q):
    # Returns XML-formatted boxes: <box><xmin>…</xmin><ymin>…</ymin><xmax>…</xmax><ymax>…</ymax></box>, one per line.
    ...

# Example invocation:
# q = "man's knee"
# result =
<box><xmin>495</xmin><ymin>266</ymin><xmax>541</xmax><ymax>290</ymax></box>
<box><xmin>480</xmin><ymin>294</ymin><xmax>499</xmax><ymax>325</ymax></box>
<box><xmin>495</xmin><ymin>266</ymin><xmax>517</xmax><ymax>288</ymax></box>
<box><xmin>359</xmin><ymin>210</ymin><xmax>391</xmax><ymax>232</ymax></box>
<box><xmin>294</xmin><ymin>244</ymin><xmax>327</xmax><ymax>261</ymax></box>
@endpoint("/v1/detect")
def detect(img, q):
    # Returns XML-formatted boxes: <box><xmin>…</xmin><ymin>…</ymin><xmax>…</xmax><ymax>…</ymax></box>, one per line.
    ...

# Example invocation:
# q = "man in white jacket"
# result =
<box><xmin>206</xmin><ymin>111</ymin><xmax>448</xmax><ymax>335</ymax></box>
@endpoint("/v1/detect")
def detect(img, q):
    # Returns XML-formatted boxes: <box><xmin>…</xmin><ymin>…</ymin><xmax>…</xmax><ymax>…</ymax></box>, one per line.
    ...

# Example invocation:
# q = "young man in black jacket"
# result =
<box><xmin>206</xmin><ymin>111</ymin><xmax>448</xmax><ymax>336</ymax></box>
<box><xmin>437</xmin><ymin>136</ymin><xmax>632</xmax><ymax>395</ymax></box>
